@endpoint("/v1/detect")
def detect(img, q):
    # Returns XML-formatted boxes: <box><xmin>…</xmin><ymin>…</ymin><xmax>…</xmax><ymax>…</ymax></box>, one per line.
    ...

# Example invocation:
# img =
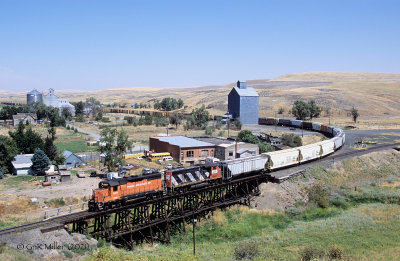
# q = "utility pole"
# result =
<box><xmin>193</xmin><ymin>216</ymin><xmax>197</xmax><ymax>256</ymax></box>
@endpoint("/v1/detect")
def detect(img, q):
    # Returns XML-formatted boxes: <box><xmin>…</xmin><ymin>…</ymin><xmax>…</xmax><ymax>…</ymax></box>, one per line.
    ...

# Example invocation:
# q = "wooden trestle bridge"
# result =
<box><xmin>56</xmin><ymin>173</ymin><xmax>267</xmax><ymax>249</ymax></box>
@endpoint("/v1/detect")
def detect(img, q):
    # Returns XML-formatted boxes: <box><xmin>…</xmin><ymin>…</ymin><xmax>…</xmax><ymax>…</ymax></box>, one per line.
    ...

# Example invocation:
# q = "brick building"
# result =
<box><xmin>149</xmin><ymin>136</ymin><xmax>215</xmax><ymax>164</ymax></box>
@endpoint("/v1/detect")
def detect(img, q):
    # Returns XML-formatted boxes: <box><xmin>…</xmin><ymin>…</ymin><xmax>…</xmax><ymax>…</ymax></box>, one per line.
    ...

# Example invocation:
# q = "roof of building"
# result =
<box><xmin>194</xmin><ymin>137</ymin><xmax>258</xmax><ymax>148</ymax></box>
<box><xmin>231</xmin><ymin>86</ymin><xmax>259</xmax><ymax>97</ymax></box>
<box><xmin>12</xmin><ymin>113</ymin><xmax>38</xmax><ymax>121</ymax></box>
<box><xmin>12</xmin><ymin>154</ymin><xmax>34</xmax><ymax>169</ymax></box>
<box><xmin>28</xmin><ymin>89</ymin><xmax>42</xmax><ymax>95</ymax></box>
<box><xmin>153</xmin><ymin>136</ymin><xmax>214</xmax><ymax>148</ymax></box>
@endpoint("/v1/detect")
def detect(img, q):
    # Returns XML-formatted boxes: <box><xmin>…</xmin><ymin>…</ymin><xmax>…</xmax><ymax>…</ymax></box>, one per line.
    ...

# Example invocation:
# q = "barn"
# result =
<box><xmin>228</xmin><ymin>81</ymin><xmax>259</xmax><ymax>125</ymax></box>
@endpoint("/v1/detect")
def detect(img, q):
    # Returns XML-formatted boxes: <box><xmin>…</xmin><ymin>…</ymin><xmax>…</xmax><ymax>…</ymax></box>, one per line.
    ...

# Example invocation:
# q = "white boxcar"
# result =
<box><xmin>298</xmin><ymin>144</ymin><xmax>321</xmax><ymax>163</ymax></box>
<box><xmin>332</xmin><ymin>136</ymin><xmax>343</xmax><ymax>150</ymax></box>
<box><xmin>316</xmin><ymin>139</ymin><xmax>335</xmax><ymax>157</ymax></box>
<box><xmin>263</xmin><ymin>148</ymin><xmax>300</xmax><ymax>170</ymax></box>
<box><xmin>221</xmin><ymin>155</ymin><xmax>268</xmax><ymax>179</ymax></box>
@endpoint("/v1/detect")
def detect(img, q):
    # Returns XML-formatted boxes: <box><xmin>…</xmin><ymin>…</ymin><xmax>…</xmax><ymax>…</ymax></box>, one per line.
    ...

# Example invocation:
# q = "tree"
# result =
<box><xmin>237</xmin><ymin>130</ymin><xmax>259</xmax><ymax>144</ymax></box>
<box><xmin>74</xmin><ymin>101</ymin><xmax>84</xmax><ymax>116</ymax></box>
<box><xmin>98</xmin><ymin>128</ymin><xmax>132</xmax><ymax>172</ymax></box>
<box><xmin>291</xmin><ymin>100</ymin><xmax>322</xmax><ymax>120</ymax></box>
<box><xmin>236</xmin><ymin>130</ymin><xmax>275</xmax><ymax>153</ymax></box>
<box><xmin>282</xmin><ymin>133</ymin><xmax>302</xmax><ymax>147</ymax></box>
<box><xmin>0</xmin><ymin>135</ymin><xmax>18</xmax><ymax>174</ymax></box>
<box><xmin>278</xmin><ymin>107</ymin><xmax>285</xmax><ymax>114</ymax></box>
<box><xmin>169</xmin><ymin>112</ymin><xmax>183</xmax><ymax>129</ymax></box>
<box><xmin>177</xmin><ymin>98</ymin><xmax>184</xmax><ymax>109</ymax></box>
<box><xmin>291</xmin><ymin>100</ymin><xmax>311</xmax><ymax>120</ymax></box>
<box><xmin>351</xmin><ymin>107</ymin><xmax>359</xmax><ymax>123</ymax></box>
<box><xmin>191</xmin><ymin>105</ymin><xmax>210</xmax><ymax>129</ymax></box>
<box><xmin>61</xmin><ymin>107</ymin><xmax>72</xmax><ymax>120</ymax></box>
<box><xmin>9</xmin><ymin>122</ymin><xmax>44</xmax><ymax>154</ymax></box>
<box><xmin>309</xmin><ymin>100</ymin><xmax>322</xmax><ymax>119</ymax></box>
<box><xmin>95</xmin><ymin>110</ymin><xmax>103</xmax><ymax>121</ymax></box>
<box><xmin>31</xmin><ymin>148</ymin><xmax>50</xmax><ymax>175</ymax></box>
<box><xmin>44</xmin><ymin>136</ymin><xmax>58</xmax><ymax>161</ymax></box>
<box><xmin>144</xmin><ymin>115</ymin><xmax>153</xmax><ymax>125</ymax></box>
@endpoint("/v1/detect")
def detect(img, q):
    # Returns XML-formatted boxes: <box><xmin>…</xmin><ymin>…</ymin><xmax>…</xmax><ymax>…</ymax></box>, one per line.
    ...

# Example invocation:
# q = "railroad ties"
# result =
<box><xmin>60</xmin><ymin>174</ymin><xmax>266</xmax><ymax>249</ymax></box>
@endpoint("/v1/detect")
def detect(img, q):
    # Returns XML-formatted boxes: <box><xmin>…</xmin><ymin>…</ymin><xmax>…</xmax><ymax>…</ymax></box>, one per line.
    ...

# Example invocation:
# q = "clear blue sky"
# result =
<box><xmin>1</xmin><ymin>0</ymin><xmax>399</xmax><ymax>91</ymax></box>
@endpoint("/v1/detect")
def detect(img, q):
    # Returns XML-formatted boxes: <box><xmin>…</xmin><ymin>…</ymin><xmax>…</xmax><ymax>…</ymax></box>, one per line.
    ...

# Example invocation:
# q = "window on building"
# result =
<box><xmin>186</xmin><ymin>151</ymin><xmax>194</xmax><ymax>157</ymax></box>
<box><xmin>228</xmin><ymin>150</ymin><xmax>234</xmax><ymax>156</ymax></box>
<box><xmin>201</xmin><ymin>150</ymin><xmax>209</xmax><ymax>157</ymax></box>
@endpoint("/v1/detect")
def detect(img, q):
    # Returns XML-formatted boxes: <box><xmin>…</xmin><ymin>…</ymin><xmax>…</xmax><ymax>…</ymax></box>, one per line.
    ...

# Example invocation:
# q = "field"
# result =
<box><xmin>2</xmin><ymin>72</ymin><xmax>400</xmax><ymax>126</ymax></box>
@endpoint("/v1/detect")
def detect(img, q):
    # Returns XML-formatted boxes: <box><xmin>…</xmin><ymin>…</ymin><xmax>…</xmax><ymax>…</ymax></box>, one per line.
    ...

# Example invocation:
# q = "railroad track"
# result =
<box><xmin>271</xmin><ymin>142</ymin><xmax>400</xmax><ymax>183</ymax></box>
<box><xmin>0</xmin><ymin>211</ymin><xmax>88</xmax><ymax>236</ymax></box>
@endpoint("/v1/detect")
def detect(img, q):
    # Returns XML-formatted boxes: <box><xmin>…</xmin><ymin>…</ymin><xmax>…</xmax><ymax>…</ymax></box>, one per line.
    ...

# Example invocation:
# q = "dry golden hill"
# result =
<box><xmin>2</xmin><ymin>72</ymin><xmax>400</xmax><ymax>118</ymax></box>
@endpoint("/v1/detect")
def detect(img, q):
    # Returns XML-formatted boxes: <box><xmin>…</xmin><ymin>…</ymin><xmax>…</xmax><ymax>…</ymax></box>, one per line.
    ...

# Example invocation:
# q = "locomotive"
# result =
<box><xmin>89</xmin><ymin>119</ymin><xmax>346</xmax><ymax>212</ymax></box>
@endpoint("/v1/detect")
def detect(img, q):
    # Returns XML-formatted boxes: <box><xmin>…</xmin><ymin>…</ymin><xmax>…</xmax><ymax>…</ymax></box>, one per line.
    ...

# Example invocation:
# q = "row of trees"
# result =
<box><xmin>288</xmin><ymin>100</ymin><xmax>360</xmax><ymax>123</ymax></box>
<box><xmin>0</xmin><ymin>103</ymin><xmax>67</xmax><ymax>126</ymax></box>
<box><xmin>153</xmin><ymin>97</ymin><xmax>184</xmax><ymax>111</ymax></box>
<box><xmin>123</xmin><ymin>105</ymin><xmax>210</xmax><ymax>130</ymax></box>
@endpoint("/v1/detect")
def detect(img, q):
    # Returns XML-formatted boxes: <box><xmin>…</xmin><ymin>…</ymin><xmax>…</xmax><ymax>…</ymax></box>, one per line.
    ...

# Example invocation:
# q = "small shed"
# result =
<box><xmin>60</xmin><ymin>171</ymin><xmax>72</xmax><ymax>182</ymax></box>
<box><xmin>45</xmin><ymin>173</ymin><xmax>60</xmax><ymax>184</ymax></box>
<box><xmin>63</xmin><ymin>150</ymin><xmax>83</xmax><ymax>168</ymax></box>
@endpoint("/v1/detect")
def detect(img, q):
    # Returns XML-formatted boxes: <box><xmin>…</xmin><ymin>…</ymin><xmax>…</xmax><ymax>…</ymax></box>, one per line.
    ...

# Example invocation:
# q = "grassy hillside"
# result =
<box><xmin>2</xmin><ymin>72</ymin><xmax>400</xmax><ymax>118</ymax></box>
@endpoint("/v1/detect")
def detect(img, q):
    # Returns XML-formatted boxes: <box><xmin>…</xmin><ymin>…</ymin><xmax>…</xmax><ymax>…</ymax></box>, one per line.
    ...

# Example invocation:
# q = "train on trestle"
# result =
<box><xmin>88</xmin><ymin>119</ymin><xmax>346</xmax><ymax>212</ymax></box>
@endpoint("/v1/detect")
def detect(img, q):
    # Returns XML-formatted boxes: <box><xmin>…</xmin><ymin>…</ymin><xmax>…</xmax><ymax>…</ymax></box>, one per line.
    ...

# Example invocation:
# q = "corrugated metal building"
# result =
<box><xmin>149</xmin><ymin>136</ymin><xmax>215</xmax><ymax>164</ymax></box>
<box><xmin>228</xmin><ymin>81</ymin><xmax>259</xmax><ymax>124</ymax></box>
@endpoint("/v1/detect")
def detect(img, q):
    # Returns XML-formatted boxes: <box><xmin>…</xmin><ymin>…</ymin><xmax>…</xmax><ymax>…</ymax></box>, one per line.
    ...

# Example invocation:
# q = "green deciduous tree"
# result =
<box><xmin>98</xmin><ymin>128</ymin><xmax>132</xmax><ymax>172</ymax></box>
<box><xmin>0</xmin><ymin>135</ymin><xmax>18</xmax><ymax>173</ymax></box>
<box><xmin>351</xmin><ymin>107</ymin><xmax>359</xmax><ymax>123</ymax></box>
<box><xmin>31</xmin><ymin>148</ymin><xmax>50</xmax><ymax>175</ymax></box>
<box><xmin>282</xmin><ymin>133</ymin><xmax>302</xmax><ymax>147</ymax></box>
<box><xmin>291</xmin><ymin>100</ymin><xmax>322</xmax><ymax>120</ymax></box>
<box><xmin>191</xmin><ymin>105</ymin><xmax>210</xmax><ymax>129</ymax></box>
<box><xmin>236</xmin><ymin>130</ymin><xmax>275</xmax><ymax>153</ymax></box>
<box><xmin>291</xmin><ymin>100</ymin><xmax>311</xmax><ymax>120</ymax></box>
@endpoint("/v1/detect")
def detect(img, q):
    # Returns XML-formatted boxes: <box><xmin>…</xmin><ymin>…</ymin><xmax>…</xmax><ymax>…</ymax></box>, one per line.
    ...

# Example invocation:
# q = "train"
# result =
<box><xmin>88</xmin><ymin>119</ymin><xmax>345</xmax><ymax>212</ymax></box>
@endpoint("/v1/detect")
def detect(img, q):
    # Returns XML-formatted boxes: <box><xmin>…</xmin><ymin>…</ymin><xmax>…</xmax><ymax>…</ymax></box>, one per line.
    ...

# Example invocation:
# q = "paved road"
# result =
<box><xmin>73</xmin><ymin>125</ymin><xmax>101</xmax><ymax>140</ymax></box>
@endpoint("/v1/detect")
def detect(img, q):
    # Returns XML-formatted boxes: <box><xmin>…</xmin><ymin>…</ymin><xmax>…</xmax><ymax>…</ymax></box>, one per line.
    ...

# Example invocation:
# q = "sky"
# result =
<box><xmin>0</xmin><ymin>0</ymin><xmax>399</xmax><ymax>91</ymax></box>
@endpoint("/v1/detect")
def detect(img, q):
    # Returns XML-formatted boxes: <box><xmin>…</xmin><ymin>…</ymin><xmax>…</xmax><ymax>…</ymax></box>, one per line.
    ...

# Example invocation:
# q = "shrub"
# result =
<box><xmin>329</xmin><ymin>195</ymin><xmax>349</xmax><ymax>209</ymax></box>
<box><xmin>205</xmin><ymin>127</ymin><xmax>215</xmax><ymax>136</ymax></box>
<box><xmin>62</xmin><ymin>250</ymin><xmax>73</xmax><ymax>258</ymax></box>
<box><xmin>307</xmin><ymin>184</ymin><xmax>330</xmax><ymax>208</ymax></box>
<box><xmin>66</xmin><ymin>125</ymin><xmax>70</xmax><ymax>130</ymax></box>
<box><xmin>218</xmin><ymin>131</ymin><xmax>224</xmax><ymax>137</ymax></box>
<box><xmin>301</xmin><ymin>246</ymin><xmax>324</xmax><ymax>261</ymax></box>
<box><xmin>327</xmin><ymin>244</ymin><xmax>344</xmax><ymax>260</ymax></box>
<box><xmin>234</xmin><ymin>240</ymin><xmax>259</xmax><ymax>260</ymax></box>
<box><xmin>285</xmin><ymin>207</ymin><xmax>303</xmax><ymax>217</ymax></box>
<box><xmin>97</xmin><ymin>238</ymin><xmax>105</xmax><ymax>248</ymax></box>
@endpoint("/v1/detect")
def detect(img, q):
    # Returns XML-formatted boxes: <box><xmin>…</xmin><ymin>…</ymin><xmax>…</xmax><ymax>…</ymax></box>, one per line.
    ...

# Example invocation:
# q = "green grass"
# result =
<box><xmin>85</xmin><ymin>203</ymin><xmax>400</xmax><ymax>261</ymax></box>
<box><xmin>55</xmin><ymin>140</ymin><xmax>98</xmax><ymax>153</ymax></box>
<box><xmin>0</xmin><ymin>175</ymin><xmax>44</xmax><ymax>190</ymax></box>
